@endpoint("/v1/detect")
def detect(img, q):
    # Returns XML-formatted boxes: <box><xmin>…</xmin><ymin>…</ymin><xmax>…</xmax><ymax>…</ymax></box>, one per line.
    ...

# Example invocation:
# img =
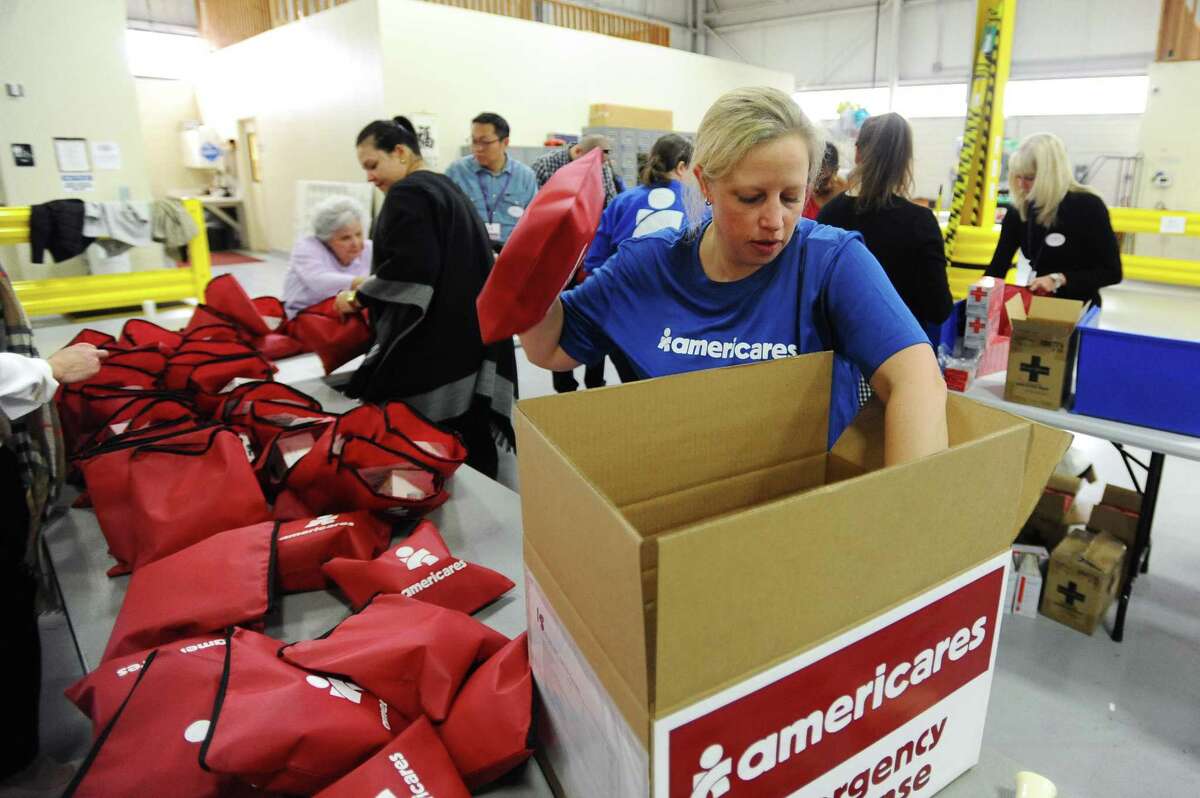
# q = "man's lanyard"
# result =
<box><xmin>476</xmin><ymin>169</ymin><xmax>513</xmax><ymax>224</ymax></box>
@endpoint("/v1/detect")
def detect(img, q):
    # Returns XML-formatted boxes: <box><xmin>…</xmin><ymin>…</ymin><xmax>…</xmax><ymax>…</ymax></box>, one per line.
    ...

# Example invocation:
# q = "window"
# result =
<box><xmin>125</xmin><ymin>29</ymin><xmax>209</xmax><ymax>80</ymax></box>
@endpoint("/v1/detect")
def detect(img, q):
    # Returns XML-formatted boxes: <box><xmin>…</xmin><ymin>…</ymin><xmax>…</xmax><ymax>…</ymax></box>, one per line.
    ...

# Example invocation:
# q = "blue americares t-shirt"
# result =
<box><xmin>559</xmin><ymin>219</ymin><xmax>929</xmax><ymax>445</ymax></box>
<box><xmin>582</xmin><ymin>180</ymin><xmax>690</xmax><ymax>275</ymax></box>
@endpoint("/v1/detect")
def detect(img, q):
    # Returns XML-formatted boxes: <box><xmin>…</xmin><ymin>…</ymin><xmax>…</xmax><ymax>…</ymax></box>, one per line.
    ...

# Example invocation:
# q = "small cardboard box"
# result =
<box><xmin>587</xmin><ymin>103</ymin><xmax>674</xmax><ymax>130</ymax></box>
<box><xmin>516</xmin><ymin>354</ymin><xmax>1069</xmax><ymax>798</ymax></box>
<box><xmin>963</xmin><ymin>277</ymin><xmax>1003</xmax><ymax>352</ymax></box>
<box><xmin>1040</xmin><ymin>529</ymin><xmax>1126</xmax><ymax>635</ymax></box>
<box><xmin>1004</xmin><ymin>296</ymin><xmax>1085</xmax><ymax>410</ymax></box>
<box><xmin>1009</xmin><ymin>553</ymin><xmax>1044</xmax><ymax>618</ymax></box>
<box><xmin>1087</xmin><ymin>484</ymin><xmax>1142</xmax><ymax>548</ymax></box>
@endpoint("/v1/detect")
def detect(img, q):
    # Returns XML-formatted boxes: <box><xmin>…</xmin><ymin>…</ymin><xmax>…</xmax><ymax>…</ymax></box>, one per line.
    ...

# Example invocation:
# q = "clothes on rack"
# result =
<box><xmin>150</xmin><ymin>199</ymin><xmax>199</xmax><ymax>251</ymax></box>
<box><xmin>28</xmin><ymin>199</ymin><xmax>92</xmax><ymax>264</ymax></box>
<box><xmin>83</xmin><ymin>201</ymin><xmax>153</xmax><ymax>257</ymax></box>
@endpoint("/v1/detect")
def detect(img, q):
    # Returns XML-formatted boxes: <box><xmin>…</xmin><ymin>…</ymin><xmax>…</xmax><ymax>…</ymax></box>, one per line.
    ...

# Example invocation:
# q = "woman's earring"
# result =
<box><xmin>704</xmin><ymin>197</ymin><xmax>711</xmax><ymax>206</ymax></box>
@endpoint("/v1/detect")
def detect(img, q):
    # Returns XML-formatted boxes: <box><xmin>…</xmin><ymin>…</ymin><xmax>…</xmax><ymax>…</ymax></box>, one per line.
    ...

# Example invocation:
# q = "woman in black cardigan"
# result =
<box><xmin>818</xmin><ymin>113</ymin><xmax>953</xmax><ymax>327</ymax></box>
<box><xmin>985</xmin><ymin>133</ymin><xmax>1121</xmax><ymax>305</ymax></box>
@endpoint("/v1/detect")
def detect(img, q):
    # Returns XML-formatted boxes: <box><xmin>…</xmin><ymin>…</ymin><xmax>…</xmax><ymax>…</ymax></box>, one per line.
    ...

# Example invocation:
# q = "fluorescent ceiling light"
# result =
<box><xmin>126</xmin><ymin>29</ymin><xmax>210</xmax><ymax>80</ymax></box>
<box><xmin>795</xmin><ymin>76</ymin><xmax>1149</xmax><ymax>121</ymax></box>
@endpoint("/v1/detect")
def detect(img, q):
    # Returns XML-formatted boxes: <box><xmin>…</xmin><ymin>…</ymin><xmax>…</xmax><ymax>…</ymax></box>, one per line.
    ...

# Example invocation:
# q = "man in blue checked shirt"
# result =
<box><xmin>445</xmin><ymin>112</ymin><xmax>537</xmax><ymax>250</ymax></box>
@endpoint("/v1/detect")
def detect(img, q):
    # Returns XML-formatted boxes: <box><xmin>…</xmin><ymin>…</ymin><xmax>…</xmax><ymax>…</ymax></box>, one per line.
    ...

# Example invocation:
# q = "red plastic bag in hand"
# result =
<box><xmin>79</xmin><ymin>424</ymin><xmax>270</xmax><ymax>575</ymax></box>
<box><xmin>476</xmin><ymin>147</ymin><xmax>604</xmax><ymax>343</ymax></box>
<box><xmin>118</xmin><ymin>318</ymin><xmax>183</xmax><ymax>354</ymax></box>
<box><xmin>200</xmin><ymin>627</ymin><xmax>398</xmax><ymax>795</ymax></box>
<box><xmin>280</xmin><ymin>594</ymin><xmax>508</xmax><ymax>722</ymax></box>
<box><xmin>437</xmin><ymin>633</ymin><xmax>533</xmax><ymax>789</ymax></box>
<box><xmin>314</xmin><ymin>716</ymin><xmax>471</xmax><ymax>798</ymax></box>
<box><xmin>206</xmin><ymin>273</ymin><xmax>274</xmax><ymax>336</ymax></box>
<box><xmin>321</xmin><ymin>520</ymin><xmax>514</xmax><ymax>613</ymax></box>
<box><xmin>275</xmin><ymin>511</ymin><xmax>393</xmax><ymax>592</ymax></box>
<box><xmin>62</xmin><ymin>648</ymin><xmax>262</xmax><ymax>798</ymax></box>
<box><xmin>102</xmin><ymin>521</ymin><xmax>276</xmax><ymax>661</ymax></box>
<box><xmin>288</xmin><ymin>296</ymin><xmax>372</xmax><ymax>374</ymax></box>
<box><xmin>65</xmin><ymin>632</ymin><xmax>276</xmax><ymax>739</ymax></box>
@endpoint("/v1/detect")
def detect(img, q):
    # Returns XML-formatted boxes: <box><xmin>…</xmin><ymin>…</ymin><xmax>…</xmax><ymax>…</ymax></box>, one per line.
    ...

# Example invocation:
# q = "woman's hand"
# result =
<box><xmin>350</xmin><ymin>275</ymin><xmax>367</xmax><ymax>290</ymax></box>
<box><xmin>47</xmin><ymin>343</ymin><xmax>109</xmax><ymax>384</ymax></box>
<box><xmin>870</xmin><ymin>343</ymin><xmax>948</xmax><ymax>466</ymax></box>
<box><xmin>1029</xmin><ymin>273</ymin><xmax>1065</xmax><ymax>295</ymax></box>
<box><xmin>334</xmin><ymin>289</ymin><xmax>359</xmax><ymax>317</ymax></box>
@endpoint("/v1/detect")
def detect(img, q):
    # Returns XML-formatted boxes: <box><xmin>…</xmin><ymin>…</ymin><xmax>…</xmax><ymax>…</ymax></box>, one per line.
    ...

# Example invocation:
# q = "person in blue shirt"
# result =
<box><xmin>520</xmin><ymin>87</ymin><xmax>948</xmax><ymax>464</ymax></box>
<box><xmin>580</xmin><ymin>133</ymin><xmax>694</xmax><ymax>279</ymax></box>
<box><xmin>444</xmin><ymin>112</ymin><xmax>537</xmax><ymax>251</ymax></box>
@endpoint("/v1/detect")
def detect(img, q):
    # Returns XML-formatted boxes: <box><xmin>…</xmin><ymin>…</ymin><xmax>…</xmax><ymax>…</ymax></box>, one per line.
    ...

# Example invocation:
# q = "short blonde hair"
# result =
<box><xmin>686</xmin><ymin>87</ymin><xmax>824</xmax><ymax>230</ymax></box>
<box><xmin>1008</xmin><ymin>133</ymin><xmax>1093</xmax><ymax>227</ymax></box>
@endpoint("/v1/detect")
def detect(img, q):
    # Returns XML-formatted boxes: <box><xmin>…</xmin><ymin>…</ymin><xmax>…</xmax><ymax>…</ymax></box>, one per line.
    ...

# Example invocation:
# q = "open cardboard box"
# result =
<box><xmin>516</xmin><ymin>354</ymin><xmax>1069</xmax><ymax>798</ymax></box>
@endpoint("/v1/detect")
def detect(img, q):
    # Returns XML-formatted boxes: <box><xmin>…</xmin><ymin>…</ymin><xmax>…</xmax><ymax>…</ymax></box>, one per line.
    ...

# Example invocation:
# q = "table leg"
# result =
<box><xmin>1111</xmin><ymin>451</ymin><xmax>1165</xmax><ymax>642</ymax></box>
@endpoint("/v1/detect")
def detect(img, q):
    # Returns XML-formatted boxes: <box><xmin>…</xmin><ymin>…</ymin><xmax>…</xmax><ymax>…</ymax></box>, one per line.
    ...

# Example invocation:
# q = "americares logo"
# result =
<box><xmin>396</xmin><ymin>545</ymin><xmax>439</xmax><ymax>570</ymax></box>
<box><xmin>657</xmin><ymin>328</ymin><xmax>799</xmax><ymax>362</ymax></box>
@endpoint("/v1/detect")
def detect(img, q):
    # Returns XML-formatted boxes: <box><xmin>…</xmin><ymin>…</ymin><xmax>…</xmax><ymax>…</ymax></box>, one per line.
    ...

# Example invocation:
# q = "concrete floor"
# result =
<box><xmin>12</xmin><ymin>254</ymin><xmax>1200</xmax><ymax>797</ymax></box>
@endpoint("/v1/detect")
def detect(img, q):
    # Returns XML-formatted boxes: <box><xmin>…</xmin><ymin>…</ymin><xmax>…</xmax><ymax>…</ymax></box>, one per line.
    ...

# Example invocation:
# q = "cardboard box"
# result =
<box><xmin>1040</xmin><ymin>529</ymin><xmax>1126</xmax><ymax>635</ymax></box>
<box><xmin>1087</xmin><ymin>484</ymin><xmax>1142</xmax><ymax>548</ymax></box>
<box><xmin>1009</xmin><ymin>553</ymin><xmax>1044</xmax><ymax>618</ymax></box>
<box><xmin>1004</xmin><ymin>545</ymin><xmax>1048</xmax><ymax>616</ymax></box>
<box><xmin>588</xmin><ymin>103</ymin><xmax>674</xmax><ymax>131</ymax></box>
<box><xmin>963</xmin><ymin>277</ymin><xmax>1003</xmax><ymax>353</ymax></box>
<box><xmin>516</xmin><ymin>354</ymin><xmax>1069</xmax><ymax>798</ymax></box>
<box><xmin>1004</xmin><ymin>296</ymin><xmax>1085</xmax><ymax>410</ymax></box>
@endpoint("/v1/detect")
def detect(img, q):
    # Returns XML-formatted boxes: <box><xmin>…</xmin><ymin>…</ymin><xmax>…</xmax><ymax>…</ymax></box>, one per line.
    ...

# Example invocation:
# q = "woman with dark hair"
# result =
<box><xmin>802</xmin><ymin>142</ymin><xmax>845</xmax><ymax>219</ymax></box>
<box><xmin>818</xmin><ymin>113</ymin><xmax>952</xmax><ymax>327</ymax></box>
<box><xmin>346</xmin><ymin>116</ymin><xmax>517</xmax><ymax>481</ymax></box>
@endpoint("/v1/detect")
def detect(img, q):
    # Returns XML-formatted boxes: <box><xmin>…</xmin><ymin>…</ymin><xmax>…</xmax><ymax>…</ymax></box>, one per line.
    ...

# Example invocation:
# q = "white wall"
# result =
<box><xmin>193</xmin><ymin>0</ymin><xmax>386</xmax><ymax>252</ymax></box>
<box><xmin>1134</xmin><ymin>61</ymin><xmax>1200</xmax><ymax>263</ymax></box>
<box><xmin>377</xmin><ymin>0</ymin><xmax>793</xmax><ymax>170</ymax></box>
<box><xmin>134</xmin><ymin>78</ymin><xmax>204</xmax><ymax>199</ymax></box>
<box><xmin>697</xmin><ymin>0</ymin><xmax>1160</xmax><ymax>89</ymax></box>
<box><xmin>0</xmin><ymin>0</ymin><xmax>161</xmax><ymax>279</ymax></box>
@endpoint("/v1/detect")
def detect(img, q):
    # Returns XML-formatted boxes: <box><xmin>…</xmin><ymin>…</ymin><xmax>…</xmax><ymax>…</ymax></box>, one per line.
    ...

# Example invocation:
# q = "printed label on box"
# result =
<box><xmin>654</xmin><ymin>556</ymin><xmax>1007</xmax><ymax>798</ymax></box>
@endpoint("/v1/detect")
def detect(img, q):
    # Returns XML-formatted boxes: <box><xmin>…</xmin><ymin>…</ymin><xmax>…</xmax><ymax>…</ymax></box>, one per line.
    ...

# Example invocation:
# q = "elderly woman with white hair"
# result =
<box><xmin>985</xmin><ymin>132</ymin><xmax>1121</xmax><ymax>306</ymax></box>
<box><xmin>282</xmin><ymin>195</ymin><xmax>373</xmax><ymax>317</ymax></box>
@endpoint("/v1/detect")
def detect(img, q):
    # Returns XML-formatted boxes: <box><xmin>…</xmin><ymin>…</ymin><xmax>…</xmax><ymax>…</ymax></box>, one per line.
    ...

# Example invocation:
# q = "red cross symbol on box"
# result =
<box><xmin>970</xmin><ymin>287</ymin><xmax>987</xmax><ymax>301</ymax></box>
<box><xmin>968</xmin><ymin>317</ymin><xmax>985</xmax><ymax>334</ymax></box>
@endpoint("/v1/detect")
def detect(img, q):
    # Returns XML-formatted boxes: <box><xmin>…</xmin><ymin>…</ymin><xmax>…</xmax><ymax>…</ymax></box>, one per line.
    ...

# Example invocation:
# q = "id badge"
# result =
<box><xmin>485</xmin><ymin>222</ymin><xmax>501</xmax><ymax>241</ymax></box>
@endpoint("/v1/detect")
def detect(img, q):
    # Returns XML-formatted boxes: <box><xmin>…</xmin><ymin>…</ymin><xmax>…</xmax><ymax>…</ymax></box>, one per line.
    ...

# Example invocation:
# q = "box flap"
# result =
<box><xmin>1083</xmin><ymin>531</ymin><xmax>1128</xmax><ymax>571</ymax></box>
<box><xmin>651</xmin><ymin>424</ymin><xmax>1030</xmax><ymax>714</ymax></box>
<box><xmin>515</xmin><ymin>410</ymin><xmax>652</xmax><ymax>711</ymax></box>
<box><xmin>1100</xmin><ymin>484</ymin><xmax>1142</xmax><ymax>513</ymax></box>
<box><xmin>1004</xmin><ymin>294</ymin><xmax>1027</xmax><ymax>323</ymax></box>
<box><xmin>829</xmin><ymin>398</ymin><xmax>885</xmax><ymax>472</ymax></box>
<box><xmin>946</xmin><ymin>395</ymin><xmax>1072</xmax><ymax>535</ymax></box>
<box><xmin>515</xmin><ymin>355</ymin><xmax>832</xmax><ymax>508</ymax></box>
<box><xmin>1028</xmin><ymin>295</ymin><xmax>1084</xmax><ymax>324</ymax></box>
<box><xmin>1046</xmin><ymin>472</ymin><xmax>1082</xmax><ymax>495</ymax></box>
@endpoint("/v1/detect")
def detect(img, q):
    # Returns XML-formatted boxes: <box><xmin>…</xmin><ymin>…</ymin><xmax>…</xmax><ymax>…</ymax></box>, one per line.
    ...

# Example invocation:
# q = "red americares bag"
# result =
<box><xmin>437</xmin><ymin>633</ymin><xmax>534</xmax><ymax>789</ymax></box>
<box><xmin>217</xmin><ymin>380</ymin><xmax>323</xmax><ymax>425</ymax></box>
<box><xmin>275</xmin><ymin>511</ymin><xmax>394</xmax><ymax>592</ymax></box>
<box><xmin>75</xmin><ymin>396</ymin><xmax>197</xmax><ymax>454</ymax></box>
<box><xmin>79</xmin><ymin>424</ymin><xmax>270</xmax><ymax>575</ymax></box>
<box><xmin>205</xmin><ymin>273</ymin><xmax>275</xmax><ymax>337</ymax></box>
<box><xmin>314</xmin><ymin>716</ymin><xmax>470</xmax><ymax>798</ymax></box>
<box><xmin>476</xmin><ymin>147</ymin><xmax>604</xmax><ymax>343</ymax></box>
<box><xmin>62</xmin><ymin>649</ymin><xmax>260</xmax><ymax>798</ymax></box>
<box><xmin>288</xmin><ymin>296</ymin><xmax>372</xmax><ymax>374</ymax></box>
<box><xmin>118</xmin><ymin>318</ymin><xmax>183</xmax><ymax>354</ymax></box>
<box><xmin>280</xmin><ymin>594</ymin><xmax>507</xmax><ymax>722</ymax></box>
<box><xmin>322</xmin><ymin>519</ymin><xmax>514</xmax><ymax>613</ymax></box>
<box><xmin>200</xmin><ymin>628</ymin><xmax>398</xmax><ymax>795</ymax></box>
<box><xmin>102</xmin><ymin>521</ymin><xmax>277</xmax><ymax>661</ymax></box>
<box><xmin>65</xmin><ymin>633</ymin><xmax>272</xmax><ymax>739</ymax></box>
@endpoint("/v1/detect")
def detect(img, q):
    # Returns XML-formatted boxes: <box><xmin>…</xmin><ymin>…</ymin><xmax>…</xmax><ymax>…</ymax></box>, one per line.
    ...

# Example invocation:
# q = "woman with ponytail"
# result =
<box><xmin>347</xmin><ymin>116</ymin><xmax>518</xmax><ymax>482</ymax></box>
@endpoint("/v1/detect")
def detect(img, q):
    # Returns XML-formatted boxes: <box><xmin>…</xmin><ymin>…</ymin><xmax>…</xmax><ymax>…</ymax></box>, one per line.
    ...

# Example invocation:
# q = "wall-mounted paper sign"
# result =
<box><xmin>61</xmin><ymin>173</ymin><xmax>94</xmax><ymax>193</ymax></box>
<box><xmin>91</xmin><ymin>141</ymin><xmax>122</xmax><ymax>170</ymax></box>
<box><xmin>11</xmin><ymin>143</ymin><xmax>34</xmax><ymax>166</ymax></box>
<box><xmin>54</xmin><ymin>137</ymin><xmax>90</xmax><ymax>172</ymax></box>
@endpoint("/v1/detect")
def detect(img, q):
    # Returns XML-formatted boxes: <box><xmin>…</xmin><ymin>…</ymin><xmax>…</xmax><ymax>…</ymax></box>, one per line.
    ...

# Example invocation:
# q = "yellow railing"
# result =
<box><xmin>0</xmin><ymin>199</ymin><xmax>211</xmax><ymax>318</ymax></box>
<box><xmin>944</xmin><ymin>206</ymin><xmax>1200</xmax><ymax>298</ymax></box>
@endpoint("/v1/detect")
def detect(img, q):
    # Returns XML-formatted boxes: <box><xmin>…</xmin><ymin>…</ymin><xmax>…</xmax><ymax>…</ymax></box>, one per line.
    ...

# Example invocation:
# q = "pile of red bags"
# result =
<box><xmin>57</xmin><ymin>273</ymin><xmax>535</xmax><ymax>795</ymax></box>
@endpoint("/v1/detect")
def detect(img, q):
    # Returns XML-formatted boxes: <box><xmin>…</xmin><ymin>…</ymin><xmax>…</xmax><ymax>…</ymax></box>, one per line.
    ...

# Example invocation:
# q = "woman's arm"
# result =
<box><xmin>518</xmin><ymin>299</ymin><xmax>581</xmax><ymax>371</ymax></box>
<box><xmin>1057</xmin><ymin>192</ymin><xmax>1122</xmax><ymax>296</ymax></box>
<box><xmin>288</xmin><ymin>239</ymin><xmax>360</xmax><ymax>298</ymax></box>
<box><xmin>912</xmin><ymin>207</ymin><xmax>955</xmax><ymax>324</ymax></box>
<box><xmin>870</xmin><ymin>343</ymin><xmax>949</xmax><ymax>466</ymax></box>
<box><xmin>984</xmin><ymin>208</ymin><xmax>1021</xmax><ymax>279</ymax></box>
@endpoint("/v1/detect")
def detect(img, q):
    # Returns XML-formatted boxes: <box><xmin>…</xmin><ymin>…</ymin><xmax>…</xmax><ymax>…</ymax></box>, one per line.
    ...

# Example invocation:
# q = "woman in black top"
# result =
<box><xmin>344</xmin><ymin>116</ymin><xmax>517</xmax><ymax>480</ymax></box>
<box><xmin>818</xmin><ymin>113</ymin><xmax>952</xmax><ymax>326</ymax></box>
<box><xmin>984</xmin><ymin>133</ymin><xmax>1121</xmax><ymax>306</ymax></box>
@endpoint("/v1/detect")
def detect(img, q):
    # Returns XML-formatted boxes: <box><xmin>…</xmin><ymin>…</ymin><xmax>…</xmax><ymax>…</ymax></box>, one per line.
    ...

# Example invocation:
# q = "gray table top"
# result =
<box><xmin>43</xmin><ymin>360</ymin><xmax>1019</xmax><ymax>797</ymax></box>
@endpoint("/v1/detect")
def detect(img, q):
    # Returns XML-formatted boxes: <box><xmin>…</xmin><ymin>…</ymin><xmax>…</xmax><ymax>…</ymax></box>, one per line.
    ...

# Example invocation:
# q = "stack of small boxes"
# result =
<box><xmin>944</xmin><ymin>277</ymin><xmax>1010</xmax><ymax>392</ymax></box>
